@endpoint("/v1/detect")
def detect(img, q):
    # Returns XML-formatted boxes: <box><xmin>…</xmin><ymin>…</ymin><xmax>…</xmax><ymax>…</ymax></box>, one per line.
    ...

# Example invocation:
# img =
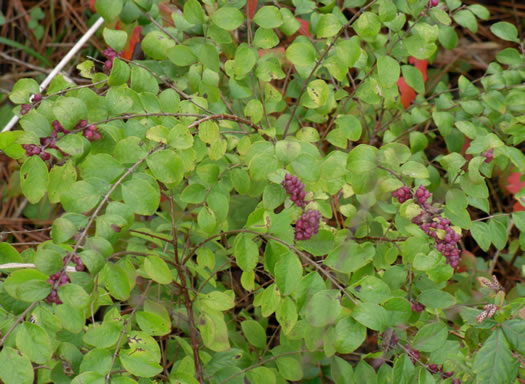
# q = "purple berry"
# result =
<box><xmin>483</xmin><ymin>148</ymin><xmax>494</xmax><ymax>163</ymax></box>
<box><xmin>103</xmin><ymin>47</ymin><xmax>117</xmax><ymax>59</ymax></box>
<box><xmin>77</xmin><ymin>120</ymin><xmax>88</xmax><ymax>129</ymax></box>
<box><xmin>104</xmin><ymin>60</ymin><xmax>113</xmax><ymax>73</ymax></box>
<box><xmin>31</xmin><ymin>94</ymin><xmax>42</xmax><ymax>103</ymax></box>
<box><xmin>452</xmin><ymin>379</ymin><xmax>461</xmax><ymax>384</ymax></box>
<box><xmin>20</xmin><ymin>104</ymin><xmax>31</xmax><ymax>115</ymax></box>
<box><xmin>40</xmin><ymin>152</ymin><xmax>51</xmax><ymax>161</ymax></box>
<box><xmin>282</xmin><ymin>174</ymin><xmax>307</xmax><ymax>207</ymax></box>
<box><xmin>294</xmin><ymin>210</ymin><xmax>321</xmax><ymax>241</ymax></box>
<box><xmin>428</xmin><ymin>364</ymin><xmax>439</xmax><ymax>374</ymax></box>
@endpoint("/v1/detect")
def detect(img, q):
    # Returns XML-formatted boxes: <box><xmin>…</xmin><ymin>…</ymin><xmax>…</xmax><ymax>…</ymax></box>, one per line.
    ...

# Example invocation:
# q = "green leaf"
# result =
<box><xmin>377</xmin><ymin>55</ymin><xmax>400</xmax><ymax>87</ymax></box>
<box><xmin>276</xmin><ymin>297</ymin><xmax>298</xmax><ymax>335</ymax></box>
<box><xmin>317</xmin><ymin>14</ymin><xmax>342</xmax><ymax>38</ymax></box>
<box><xmin>274</xmin><ymin>251</ymin><xmax>303</xmax><ymax>295</ymax></box>
<box><xmin>122</xmin><ymin>174</ymin><xmax>160</xmax><ymax>215</ymax></box>
<box><xmin>168</xmin><ymin>124</ymin><xmax>194</xmax><ymax>149</ymax></box>
<box><xmin>0</xmin><ymin>242</ymin><xmax>22</xmax><ymax>264</ymax></box>
<box><xmin>352</xmin><ymin>302</ymin><xmax>388</xmax><ymax>331</ymax></box>
<box><xmin>144</xmin><ymin>255</ymin><xmax>172</xmax><ymax>284</ymax></box>
<box><xmin>490</xmin><ymin>21</ymin><xmax>519</xmax><ymax>43</ymax></box>
<box><xmin>167</xmin><ymin>45</ymin><xmax>197</xmax><ymax>66</ymax></box>
<box><xmin>9</xmin><ymin>78</ymin><xmax>39</xmax><ymax>104</ymax></box>
<box><xmin>347</xmin><ymin>145</ymin><xmax>378</xmax><ymax>194</ymax></box>
<box><xmin>234</xmin><ymin>234</ymin><xmax>259</xmax><ymax>272</ymax></box>
<box><xmin>402</xmin><ymin>65</ymin><xmax>425</xmax><ymax>94</ymax></box>
<box><xmin>20</xmin><ymin>109</ymin><xmax>51</xmax><ymax>137</ymax></box>
<box><xmin>16</xmin><ymin>322</ymin><xmax>52</xmax><ymax>364</ymax></box>
<box><xmin>80</xmin><ymin>349</ymin><xmax>113</xmax><ymax>375</ymax></box>
<box><xmin>58</xmin><ymin>283</ymin><xmax>90</xmax><ymax>309</ymax></box>
<box><xmin>0</xmin><ymin>347</ymin><xmax>34</xmax><ymax>384</ymax></box>
<box><xmin>393</xmin><ymin>354</ymin><xmax>415</xmax><ymax>384</ymax></box>
<box><xmin>305</xmin><ymin>290</ymin><xmax>342</xmax><ymax>327</ymax></box>
<box><xmin>4</xmin><ymin>269</ymin><xmax>51</xmax><ymax>302</ymax></box>
<box><xmin>412</xmin><ymin>322</ymin><xmax>448</xmax><ymax>352</ymax></box>
<box><xmin>286</xmin><ymin>41</ymin><xmax>316</xmax><ymax>67</ymax></box>
<box><xmin>468</xmin><ymin>4</ymin><xmax>490</xmax><ymax>20</ymax></box>
<box><xmin>401</xmin><ymin>161</ymin><xmax>429</xmax><ymax>178</ymax></box>
<box><xmin>413</xmin><ymin>250</ymin><xmax>440</xmax><ymax>271</ymax></box>
<box><xmin>418</xmin><ymin>289</ymin><xmax>456</xmax><ymax>309</ymax></box>
<box><xmin>95</xmin><ymin>0</ymin><xmax>123</xmax><ymax>21</ymax></box>
<box><xmin>34</xmin><ymin>248</ymin><xmax>63</xmax><ymax>274</ymax></box>
<box><xmin>136</xmin><ymin>309</ymin><xmax>171</xmax><ymax>336</ymax></box>
<box><xmin>253</xmin><ymin>6</ymin><xmax>283</xmax><ymax>29</ymax></box>
<box><xmin>83</xmin><ymin>320</ymin><xmax>121</xmax><ymax>348</ymax></box>
<box><xmin>79</xmin><ymin>153</ymin><xmax>124</xmax><ymax>183</ymax></box>
<box><xmin>20</xmin><ymin>155</ymin><xmax>48</xmax><ymax>204</ymax></box>
<box><xmin>184</xmin><ymin>0</ymin><xmax>205</xmax><ymax>24</ymax></box>
<box><xmin>489</xmin><ymin>218</ymin><xmax>507</xmax><ymax>250</ymax></box>
<box><xmin>104</xmin><ymin>263</ymin><xmax>132</xmax><ymax>300</ymax></box>
<box><xmin>146</xmin><ymin>150</ymin><xmax>183</xmax><ymax>185</ymax></box>
<box><xmin>473</xmin><ymin>329</ymin><xmax>519</xmax><ymax>384</ymax></box>
<box><xmin>102</xmin><ymin>28</ymin><xmax>127</xmax><ymax>53</ymax></box>
<box><xmin>353</xmin><ymin>12</ymin><xmax>381</xmax><ymax>38</ymax></box>
<box><xmin>355</xmin><ymin>275</ymin><xmax>392</xmax><ymax>304</ymax></box>
<box><xmin>48</xmin><ymin>161</ymin><xmax>77</xmax><ymax>203</ymax></box>
<box><xmin>502</xmin><ymin>319</ymin><xmax>525</xmax><ymax>355</ymax></box>
<box><xmin>335</xmin><ymin>317</ymin><xmax>366</xmax><ymax>354</ymax></box>
<box><xmin>141</xmin><ymin>31</ymin><xmax>175</xmax><ymax>60</ymax></box>
<box><xmin>213</xmin><ymin>6</ymin><xmax>244</xmax><ymax>30</ymax></box>
<box><xmin>241</xmin><ymin>320</ymin><xmax>267</xmax><ymax>348</ymax></box>
<box><xmin>61</xmin><ymin>180</ymin><xmax>101</xmax><ymax>213</ymax></box>
<box><xmin>108</xmin><ymin>58</ymin><xmax>130</xmax><ymax>86</ymax></box>
<box><xmin>453</xmin><ymin>10</ymin><xmax>478</xmax><ymax>33</ymax></box>
<box><xmin>253</xmin><ymin>28</ymin><xmax>279</xmax><ymax>49</ymax></box>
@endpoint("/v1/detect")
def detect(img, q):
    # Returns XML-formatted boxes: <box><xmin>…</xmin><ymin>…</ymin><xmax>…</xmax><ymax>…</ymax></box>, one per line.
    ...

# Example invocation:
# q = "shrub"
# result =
<box><xmin>1</xmin><ymin>0</ymin><xmax>524</xmax><ymax>383</ymax></box>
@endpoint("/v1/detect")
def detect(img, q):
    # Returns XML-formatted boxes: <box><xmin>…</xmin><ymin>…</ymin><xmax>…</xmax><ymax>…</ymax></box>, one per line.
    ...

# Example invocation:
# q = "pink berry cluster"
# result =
<box><xmin>393</xmin><ymin>185</ymin><xmax>462</xmax><ymax>270</ymax></box>
<box><xmin>483</xmin><ymin>148</ymin><xmax>494</xmax><ymax>163</ymax></box>
<box><xmin>81</xmin><ymin>121</ymin><xmax>102</xmax><ymax>141</ymax></box>
<box><xmin>294</xmin><ymin>209</ymin><xmax>321</xmax><ymax>241</ymax></box>
<box><xmin>410</xmin><ymin>300</ymin><xmax>425</xmax><ymax>312</ymax></box>
<box><xmin>282</xmin><ymin>173</ymin><xmax>321</xmax><ymax>241</ymax></box>
<box><xmin>20</xmin><ymin>93</ymin><xmax>42</xmax><ymax>116</ymax></box>
<box><xmin>429</xmin><ymin>0</ymin><xmax>439</xmax><ymax>6</ymax></box>
<box><xmin>427</xmin><ymin>364</ymin><xmax>456</xmax><ymax>381</ymax></box>
<box><xmin>103</xmin><ymin>47</ymin><xmax>117</xmax><ymax>74</ymax></box>
<box><xmin>45</xmin><ymin>256</ymin><xmax>84</xmax><ymax>304</ymax></box>
<box><xmin>282</xmin><ymin>173</ymin><xmax>306</xmax><ymax>207</ymax></box>
<box><xmin>391</xmin><ymin>185</ymin><xmax>411</xmax><ymax>203</ymax></box>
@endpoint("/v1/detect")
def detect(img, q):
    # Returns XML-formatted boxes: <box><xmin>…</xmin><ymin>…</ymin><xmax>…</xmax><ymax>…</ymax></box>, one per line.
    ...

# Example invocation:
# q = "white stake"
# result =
<box><xmin>2</xmin><ymin>17</ymin><xmax>105</xmax><ymax>133</ymax></box>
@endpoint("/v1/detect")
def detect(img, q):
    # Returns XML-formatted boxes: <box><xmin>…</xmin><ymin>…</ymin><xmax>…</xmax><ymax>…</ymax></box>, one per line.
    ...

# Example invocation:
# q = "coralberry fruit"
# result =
<box><xmin>282</xmin><ymin>173</ymin><xmax>307</xmax><ymax>207</ymax></box>
<box><xmin>483</xmin><ymin>148</ymin><xmax>494</xmax><ymax>163</ymax></box>
<box><xmin>392</xmin><ymin>186</ymin><xmax>411</xmax><ymax>203</ymax></box>
<box><xmin>294</xmin><ymin>210</ymin><xmax>321</xmax><ymax>240</ymax></box>
<box><xmin>20</xmin><ymin>104</ymin><xmax>31</xmax><ymax>115</ymax></box>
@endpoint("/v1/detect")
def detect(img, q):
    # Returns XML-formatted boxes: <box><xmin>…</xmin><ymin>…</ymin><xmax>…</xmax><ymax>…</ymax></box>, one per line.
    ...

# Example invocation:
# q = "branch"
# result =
<box><xmin>282</xmin><ymin>0</ymin><xmax>379</xmax><ymax>138</ymax></box>
<box><xmin>168</xmin><ymin>193</ymin><xmax>204</xmax><ymax>383</ymax></box>
<box><xmin>52</xmin><ymin>144</ymin><xmax>165</xmax><ymax>292</ymax></box>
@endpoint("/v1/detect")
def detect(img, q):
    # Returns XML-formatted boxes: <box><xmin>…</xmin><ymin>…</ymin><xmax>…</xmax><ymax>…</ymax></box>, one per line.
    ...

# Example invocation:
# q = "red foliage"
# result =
<box><xmin>89</xmin><ymin>0</ymin><xmax>96</xmax><ymax>12</ymax></box>
<box><xmin>246</xmin><ymin>0</ymin><xmax>258</xmax><ymax>20</ymax></box>
<box><xmin>506</xmin><ymin>172</ymin><xmax>525</xmax><ymax>211</ymax></box>
<box><xmin>296</xmin><ymin>17</ymin><xmax>311</xmax><ymax>37</ymax></box>
<box><xmin>397</xmin><ymin>57</ymin><xmax>428</xmax><ymax>109</ymax></box>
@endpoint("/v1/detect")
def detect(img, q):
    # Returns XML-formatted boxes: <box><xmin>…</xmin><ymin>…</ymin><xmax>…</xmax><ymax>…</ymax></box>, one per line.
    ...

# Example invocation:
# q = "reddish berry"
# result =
<box><xmin>31</xmin><ymin>94</ymin><xmax>42</xmax><ymax>103</ymax></box>
<box><xmin>282</xmin><ymin>173</ymin><xmax>307</xmax><ymax>207</ymax></box>
<box><xmin>40</xmin><ymin>152</ymin><xmax>51</xmax><ymax>161</ymax></box>
<box><xmin>295</xmin><ymin>210</ymin><xmax>321</xmax><ymax>241</ymax></box>
<box><xmin>20</xmin><ymin>104</ymin><xmax>31</xmax><ymax>115</ymax></box>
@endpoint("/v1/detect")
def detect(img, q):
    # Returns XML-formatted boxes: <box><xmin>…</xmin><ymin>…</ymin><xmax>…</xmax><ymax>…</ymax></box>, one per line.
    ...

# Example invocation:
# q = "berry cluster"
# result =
<box><xmin>294</xmin><ymin>209</ymin><xmax>321</xmax><ymax>241</ymax></box>
<box><xmin>410</xmin><ymin>300</ymin><xmax>425</xmax><ymax>312</ymax></box>
<box><xmin>82</xmin><ymin>122</ymin><xmax>102</xmax><ymax>141</ymax></box>
<box><xmin>20</xmin><ymin>93</ymin><xmax>42</xmax><ymax>116</ymax></box>
<box><xmin>45</xmin><ymin>256</ymin><xmax>84</xmax><ymax>304</ymax></box>
<box><xmin>483</xmin><ymin>148</ymin><xmax>494</xmax><ymax>163</ymax></box>
<box><xmin>46</xmin><ymin>272</ymin><xmax>69</xmax><ymax>304</ymax></box>
<box><xmin>282</xmin><ymin>173</ymin><xmax>306</xmax><ymax>207</ymax></box>
<box><xmin>393</xmin><ymin>185</ymin><xmax>462</xmax><ymax>270</ymax></box>
<box><xmin>406</xmin><ymin>346</ymin><xmax>420</xmax><ymax>364</ymax></box>
<box><xmin>391</xmin><ymin>185</ymin><xmax>411</xmax><ymax>203</ymax></box>
<box><xmin>103</xmin><ymin>47</ymin><xmax>117</xmax><ymax>74</ymax></box>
